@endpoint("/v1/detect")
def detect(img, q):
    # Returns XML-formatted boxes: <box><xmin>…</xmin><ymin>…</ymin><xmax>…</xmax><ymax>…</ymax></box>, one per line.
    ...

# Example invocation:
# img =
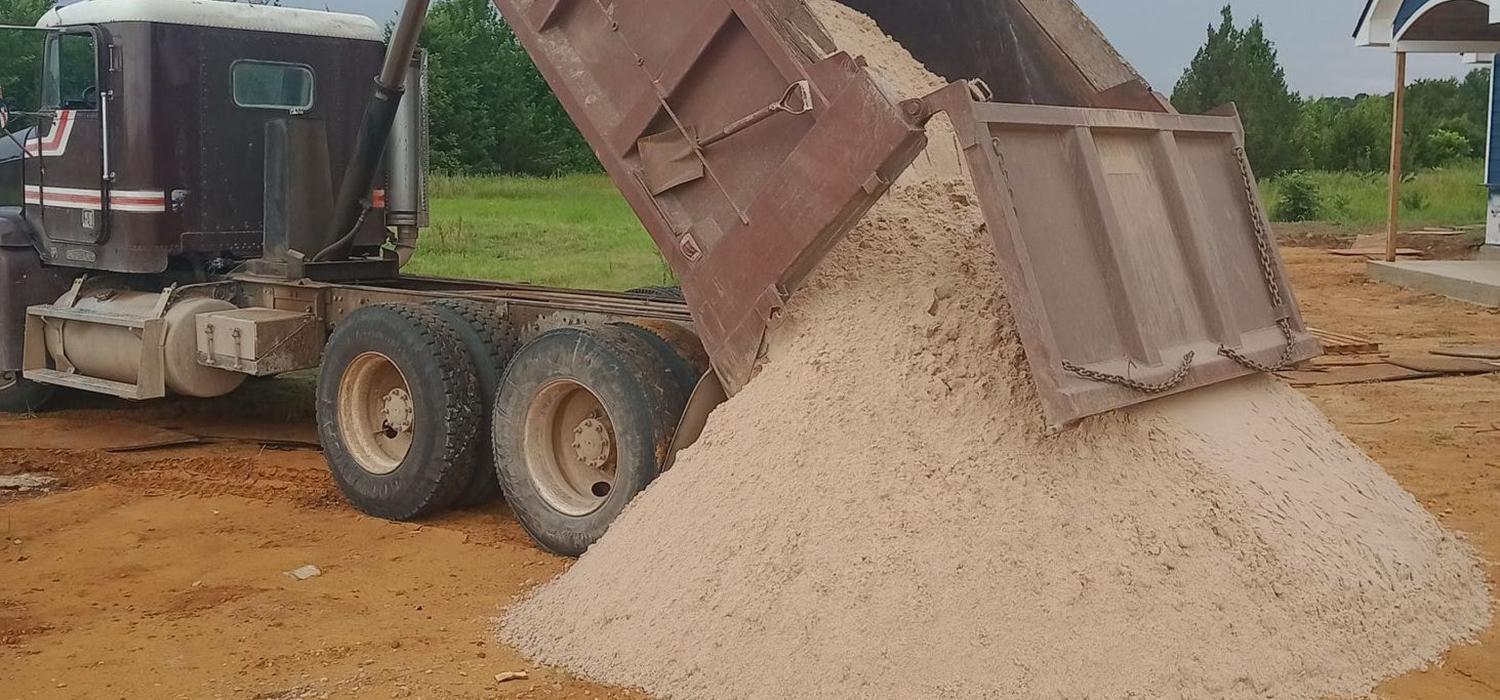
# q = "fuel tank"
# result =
<box><xmin>45</xmin><ymin>290</ymin><xmax>247</xmax><ymax>399</ymax></box>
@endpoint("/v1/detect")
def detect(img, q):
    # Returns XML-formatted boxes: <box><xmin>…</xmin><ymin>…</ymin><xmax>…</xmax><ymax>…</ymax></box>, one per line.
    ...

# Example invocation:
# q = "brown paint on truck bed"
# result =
<box><xmin>491</xmin><ymin>0</ymin><xmax>928</xmax><ymax>393</ymax></box>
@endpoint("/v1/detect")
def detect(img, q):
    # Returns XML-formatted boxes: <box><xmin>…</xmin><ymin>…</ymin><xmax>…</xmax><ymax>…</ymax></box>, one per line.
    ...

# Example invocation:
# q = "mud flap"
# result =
<box><xmin>921</xmin><ymin>83</ymin><xmax>1321</xmax><ymax>429</ymax></box>
<box><xmin>664</xmin><ymin>370</ymin><xmax>729</xmax><ymax>471</ymax></box>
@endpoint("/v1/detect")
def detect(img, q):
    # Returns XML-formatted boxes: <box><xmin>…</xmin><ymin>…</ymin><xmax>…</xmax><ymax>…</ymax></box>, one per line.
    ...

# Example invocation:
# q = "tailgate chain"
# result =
<box><xmin>1062</xmin><ymin>353</ymin><xmax>1196</xmax><ymax>395</ymax></box>
<box><xmin>1035</xmin><ymin>123</ymin><xmax>1198</xmax><ymax>395</ymax></box>
<box><xmin>1059</xmin><ymin>144</ymin><xmax>1294</xmax><ymax>394</ymax></box>
<box><xmin>1219</xmin><ymin>146</ymin><xmax>1297</xmax><ymax>373</ymax></box>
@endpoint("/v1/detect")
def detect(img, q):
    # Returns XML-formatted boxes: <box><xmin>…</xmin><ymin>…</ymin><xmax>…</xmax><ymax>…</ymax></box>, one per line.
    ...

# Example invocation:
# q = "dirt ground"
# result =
<box><xmin>3</xmin><ymin>245</ymin><xmax>1500</xmax><ymax>699</ymax></box>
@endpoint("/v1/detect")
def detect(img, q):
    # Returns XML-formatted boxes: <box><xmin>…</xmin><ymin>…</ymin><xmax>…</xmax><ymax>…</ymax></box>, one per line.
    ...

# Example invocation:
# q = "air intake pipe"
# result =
<box><xmin>314</xmin><ymin>0</ymin><xmax>431</xmax><ymax>263</ymax></box>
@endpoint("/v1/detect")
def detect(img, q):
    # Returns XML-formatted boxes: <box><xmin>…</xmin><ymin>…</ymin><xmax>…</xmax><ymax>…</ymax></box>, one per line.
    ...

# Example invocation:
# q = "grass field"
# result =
<box><xmin>1260</xmin><ymin>160</ymin><xmax>1487</xmax><ymax>230</ymax></box>
<box><xmin>406</xmin><ymin>173</ymin><xmax>666</xmax><ymax>290</ymax></box>
<box><xmin>412</xmin><ymin>163</ymin><xmax>1491</xmax><ymax>288</ymax></box>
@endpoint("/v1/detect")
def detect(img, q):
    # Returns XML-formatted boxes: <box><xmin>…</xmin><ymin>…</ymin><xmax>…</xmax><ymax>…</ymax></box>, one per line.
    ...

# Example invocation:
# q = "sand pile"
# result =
<box><xmin>500</xmin><ymin>4</ymin><xmax>1492</xmax><ymax>699</ymax></box>
<box><xmin>806</xmin><ymin>0</ymin><xmax>963</xmax><ymax>183</ymax></box>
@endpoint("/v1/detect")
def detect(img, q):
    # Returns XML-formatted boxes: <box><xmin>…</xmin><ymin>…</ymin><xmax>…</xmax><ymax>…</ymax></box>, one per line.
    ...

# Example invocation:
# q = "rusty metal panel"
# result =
<box><xmin>491</xmin><ymin>0</ymin><xmax>927</xmax><ymax>392</ymax></box>
<box><xmin>929</xmin><ymin>88</ymin><xmax>1320</xmax><ymax>429</ymax></box>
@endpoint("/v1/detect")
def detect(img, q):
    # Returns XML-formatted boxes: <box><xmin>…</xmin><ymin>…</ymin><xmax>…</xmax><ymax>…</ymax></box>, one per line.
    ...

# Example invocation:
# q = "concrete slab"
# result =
<box><xmin>1367</xmin><ymin>261</ymin><xmax>1500</xmax><ymax>307</ymax></box>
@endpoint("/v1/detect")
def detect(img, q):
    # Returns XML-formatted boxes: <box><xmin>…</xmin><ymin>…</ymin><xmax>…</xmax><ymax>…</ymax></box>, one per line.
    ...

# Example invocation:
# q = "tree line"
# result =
<box><xmin>418</xmin><ymin>0</ymin><xmax>594</xmax><ymax>175</ymax></box>
<box><xmin>436</xmin><ymin>1</ymin><xmax>1491</xmax><ymax>180</ymax></box>
<box><xmin>1173</xmin><ymin>7</ymin><xmax>1490</xmax><ymax>178</ymax></box>
<box><xmin>432</xmin><ymin>1</ymin><xmax>1492</xmax><ymax>180</ymax></box>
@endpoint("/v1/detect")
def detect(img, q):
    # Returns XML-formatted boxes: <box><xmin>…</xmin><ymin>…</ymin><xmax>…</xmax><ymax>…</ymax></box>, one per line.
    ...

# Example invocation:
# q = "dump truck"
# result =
<box><xmin>0</xmin><ymin>0</ymin><xmax>1319</xmax><ymax>555</ymax></box>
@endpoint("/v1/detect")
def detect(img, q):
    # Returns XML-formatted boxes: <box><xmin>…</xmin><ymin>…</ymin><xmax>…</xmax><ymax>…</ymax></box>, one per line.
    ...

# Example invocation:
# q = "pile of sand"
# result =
<box><xmin>807</xmin><ymin>0</ymin><xmax>964</xmax><ymax>183</ymax></box>
<box><xmin>500</xmin><ymin>4</ymin><xmax>1492</xmax><ymax>699</ymax></box>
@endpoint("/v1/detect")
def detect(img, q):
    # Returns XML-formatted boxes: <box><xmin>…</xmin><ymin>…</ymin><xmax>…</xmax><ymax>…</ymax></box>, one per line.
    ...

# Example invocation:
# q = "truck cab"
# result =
<box><xmin>10</xmin><ymin>0</ymin><xmax>406</xmax><ymax>276</ymax></box>
<box><xmin>0</xmin><ymin>0</ymin><xmax>430</xmax><ymax>412</ymax></box>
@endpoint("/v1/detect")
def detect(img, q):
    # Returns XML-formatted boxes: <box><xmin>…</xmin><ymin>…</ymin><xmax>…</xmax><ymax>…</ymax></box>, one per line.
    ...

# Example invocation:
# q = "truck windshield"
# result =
<box><xmin>41</xmin><ymin>31</ymin><xmax>97</xmax><ymax>111</ymax></box>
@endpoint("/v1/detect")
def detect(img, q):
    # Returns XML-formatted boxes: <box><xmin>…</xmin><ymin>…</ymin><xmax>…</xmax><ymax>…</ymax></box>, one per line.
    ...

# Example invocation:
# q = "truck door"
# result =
<box><xmin>28</xmin><ymin>28</ymin><xmax>108</xmax><ymax>247</ymax></box>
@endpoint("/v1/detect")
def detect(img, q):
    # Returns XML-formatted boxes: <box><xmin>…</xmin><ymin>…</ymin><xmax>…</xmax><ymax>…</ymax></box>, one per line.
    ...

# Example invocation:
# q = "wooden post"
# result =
<box><xmin>1386</xmin><ymin>52</ymin><xmax>1408</xmax><ymax>263</ymax></box>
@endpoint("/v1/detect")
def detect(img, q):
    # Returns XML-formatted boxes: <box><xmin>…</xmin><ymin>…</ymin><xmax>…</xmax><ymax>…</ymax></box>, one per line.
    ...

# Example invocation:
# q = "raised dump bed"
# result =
<box><xmin>493</xmin><ymin>0</ymin><xmax>1318</xmax><ymax>427</ymax></box>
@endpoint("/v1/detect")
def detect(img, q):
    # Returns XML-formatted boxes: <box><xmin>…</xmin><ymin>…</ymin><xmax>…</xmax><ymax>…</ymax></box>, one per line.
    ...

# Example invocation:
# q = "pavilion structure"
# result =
<box><xmin>1355</xmin><ymin>0</ymin><xmax>1500</xmax><ymax>305</ymax></box>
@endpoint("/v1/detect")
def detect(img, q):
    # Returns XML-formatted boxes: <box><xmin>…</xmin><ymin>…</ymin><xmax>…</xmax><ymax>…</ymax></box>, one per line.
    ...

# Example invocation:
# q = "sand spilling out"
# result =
<box><xmin>501</xmin><ymin>3</ymin><xmax>1492</xmax><ymax>699</ymax></box>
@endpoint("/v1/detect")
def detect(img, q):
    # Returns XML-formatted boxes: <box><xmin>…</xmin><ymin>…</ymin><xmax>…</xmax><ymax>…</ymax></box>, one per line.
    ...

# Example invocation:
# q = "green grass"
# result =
<box><xmin>406</xmin><ymin>173</ymin><xmax>670</xmax><ymax>290</ymax></box>
<box><xmin>1260</xmin><ymin>160</ymin><xmax>1487</xmax><ymax>229</ymax></box>
<box><xmin>413</xmin><ymin>164</ymin><xmax>1490</xmax><ymax>289</ymax></box>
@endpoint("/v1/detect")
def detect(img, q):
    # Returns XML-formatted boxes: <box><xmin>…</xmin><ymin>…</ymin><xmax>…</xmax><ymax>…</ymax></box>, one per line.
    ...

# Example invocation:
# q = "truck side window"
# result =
<box><xmin>233</xmin><ymin>61</ymin><xmax>315</xmax><ymax>111</ymax></box>
<box><xmin>41</xmin><ymin>32</ymin><xmax>98</xmax><ymax>111</ymax></box>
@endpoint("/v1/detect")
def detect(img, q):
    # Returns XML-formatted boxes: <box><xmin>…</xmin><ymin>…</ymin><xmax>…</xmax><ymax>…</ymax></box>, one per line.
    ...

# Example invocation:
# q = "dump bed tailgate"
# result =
<box><xmin>924</xmin><ymin>86</ymin><xmax>1321</xmax><ymax>429</ymax></box>
<box><xmin>492</xmin><ymin>0</ymin><xmax>928</xmax><ymax>391</ymax></box>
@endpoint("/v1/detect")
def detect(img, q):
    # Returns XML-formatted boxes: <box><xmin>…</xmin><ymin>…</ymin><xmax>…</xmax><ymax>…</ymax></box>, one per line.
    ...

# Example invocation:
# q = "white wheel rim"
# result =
<box><xmin>338</xmin><ymin>352</ymin><xmax>414</xmax><ymax>475</ymax></box>
<box><xmin>523</xmin><ymin>379</ymin><xmax>618</xmax><ymax>517</ymax></box>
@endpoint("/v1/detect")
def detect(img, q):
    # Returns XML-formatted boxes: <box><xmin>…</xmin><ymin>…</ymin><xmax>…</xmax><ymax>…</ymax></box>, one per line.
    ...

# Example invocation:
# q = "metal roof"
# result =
<box><xmin>38</xmin><ymin>0</ymin><xmax>384</xmax><ymax>42</ymax></box>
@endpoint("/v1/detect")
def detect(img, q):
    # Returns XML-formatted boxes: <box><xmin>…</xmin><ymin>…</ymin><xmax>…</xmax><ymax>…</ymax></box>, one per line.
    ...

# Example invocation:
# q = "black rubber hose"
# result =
<box><xmin>313</xmin><ymin>79</ymin><xmax>404</xmax><ymax>262</ymax></box>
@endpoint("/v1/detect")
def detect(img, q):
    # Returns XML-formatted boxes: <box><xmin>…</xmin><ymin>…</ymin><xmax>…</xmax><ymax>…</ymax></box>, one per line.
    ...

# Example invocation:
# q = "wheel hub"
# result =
<box><xmin>524</xmin><ymin>379</ymin><xmax>619</xmax><ymax>517</ymax></box>
<box><xmin>337</xmin><ymin>352</ymin><xmax>414</xmax><ymax>476</ymax></box>
<box><xmin>571</xmin><ymin>417</ymin><xmax>613</xmax><ymax>469</ymax></box>
<box><xmin>381</xmin><ymin>387</ymin><xmax>415</xmax><ymax>436</ymax></box>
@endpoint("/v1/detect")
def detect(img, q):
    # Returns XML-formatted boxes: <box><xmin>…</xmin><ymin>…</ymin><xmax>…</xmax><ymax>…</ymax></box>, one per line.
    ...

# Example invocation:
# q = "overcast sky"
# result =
<box><xmin>1076</xmin><ymin>0</ymin><xmax>1477</xmax><ymax>96</ymax></box>
<box><xmin>285</xmin><ymin>0</ymin><xmax>1479</xmax><ymax>98</ymax></box>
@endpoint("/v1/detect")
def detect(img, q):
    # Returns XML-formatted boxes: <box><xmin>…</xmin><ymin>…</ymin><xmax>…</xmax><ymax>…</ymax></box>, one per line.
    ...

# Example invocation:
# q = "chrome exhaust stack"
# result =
<box><xmin>385</xmin><ymin>51</ymin><xmax>430</xmax><ymax>268</ymax></box>
<box><xmin>315</xmin><ymin>0</ymin><xmax>431</xmax><ymax>263</ymax></box>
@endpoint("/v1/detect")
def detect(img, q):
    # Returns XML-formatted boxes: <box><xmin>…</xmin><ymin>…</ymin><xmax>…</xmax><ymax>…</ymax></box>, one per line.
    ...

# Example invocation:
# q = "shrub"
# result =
<box><xmin>1274</xmin><ymin>171</ymin><xmax>1321</xmax><ymax>222</ymax></box>
<box><xmin>1423</xmin><ymin>129</ymin><xmax>1472</xmax><ymax>167</ymax></box>
<box><xmin>1321</xmin><ymin>189</ymin><xmax>1351</xmax><ymax>221</ymax></box>
<box><xmin>1401</xmin><ymin>189</ymin><xmax>1429</xmax><ymax>213</ymax></box>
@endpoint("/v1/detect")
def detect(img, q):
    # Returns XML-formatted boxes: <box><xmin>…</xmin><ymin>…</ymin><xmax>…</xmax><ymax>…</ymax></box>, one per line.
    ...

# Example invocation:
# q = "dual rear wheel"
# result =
<box><xmin>493</xmin><ymin>324</ymin><xmax>689</xmax><ymax>555</ymax></box>
<box><xmin>317</xmin><ymin>303</ymin><xmax>701</xmax><ymax>555</ymax></box>
<box><xmin>317</xmin><ymin>304</ymin><xmax>480</xmax><ymax>521</ymax></box>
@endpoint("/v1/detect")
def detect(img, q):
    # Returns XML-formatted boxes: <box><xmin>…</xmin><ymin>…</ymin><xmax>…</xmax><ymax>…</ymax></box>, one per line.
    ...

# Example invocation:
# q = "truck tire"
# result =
<box><xmin>625</xmin><ymin>286</ymin><xmax>684</xmax><ymax>302</ymax></box>
<box><xmin>317</xmin><ymin>304</ymin><xmax>480</xmax><ymax>521</ymax></box>
<box><xmin>493</xmin><ymin>325</ymin><xmax>687</xmax><ymax>556</ymax></box>
<box><xmin>429</xmin><ymin>299</ymin><xmax>520</xmax><ymax>507</ymax></box>
<box><xmin>0</xmin><ymin>372</ymin><xmax>55</xmax><ymax>414</ymax></box>
<box><xmin>614</xmin><ymin>320</ymin><xmax>708</xmax><ymax>404</ymax></box>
